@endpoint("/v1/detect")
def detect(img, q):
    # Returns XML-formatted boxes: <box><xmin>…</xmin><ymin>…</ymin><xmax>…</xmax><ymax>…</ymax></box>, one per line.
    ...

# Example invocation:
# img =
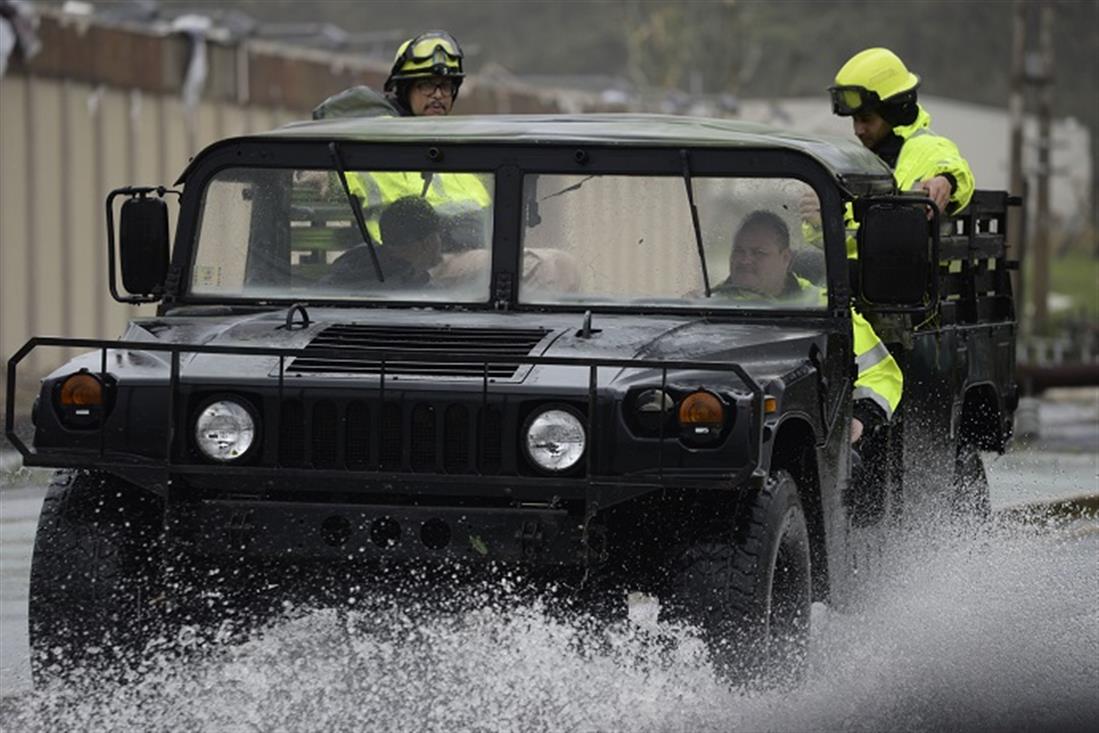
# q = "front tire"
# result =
<box><xmin>28</xmin><ymin>470</ymin><xmax>164</xmax><ymax>684</ymax></box>
<box><xmin>671</xmin><ymin>471</ymin><xmax>812</xmax><ymax>684</ymax></box>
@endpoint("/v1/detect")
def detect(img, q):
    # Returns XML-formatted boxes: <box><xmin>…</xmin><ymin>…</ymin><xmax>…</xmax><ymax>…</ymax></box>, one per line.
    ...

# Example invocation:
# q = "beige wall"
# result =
<box><xmin>0</xmin><ymin>11</ymin><xmax>608</xmax><ymax>414</ymax></box>
<box><xmin>0</xmin><ymin>71</ymin><xmax>302</xmax><ymax>398</ymax></box>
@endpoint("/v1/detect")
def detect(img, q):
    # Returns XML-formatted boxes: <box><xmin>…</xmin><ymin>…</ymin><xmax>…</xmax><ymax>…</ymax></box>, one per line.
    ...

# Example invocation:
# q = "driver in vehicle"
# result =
<box><xmin>324</xmin><ymin>196</ymin><xmax>442</xmax><ymax>289</ymax></box>
<box><xmin>713</xmin><ymin>210</ymin><xmax>819</xmax><ymax>304</ymax></box>
<box><xmin>715</xmin><ymin>209</ymin><xmax>902</xmax><ymax>444</ymax></box>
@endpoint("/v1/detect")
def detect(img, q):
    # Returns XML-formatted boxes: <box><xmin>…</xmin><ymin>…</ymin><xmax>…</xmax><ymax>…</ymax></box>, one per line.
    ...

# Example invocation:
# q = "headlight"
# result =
<box><xmin>633</xmin><ymin>388</ymin><xmax>675</xmax><ymax>432</ymax></box>
<box><xmin>524</xmin><ymin>408</ymin><xmax>586</xmax><ymax>472</ymax></box>
<box><xmin>194</xmin><ymin>399</ymin><xmax>256</xmax><ymax>462</ymax></box>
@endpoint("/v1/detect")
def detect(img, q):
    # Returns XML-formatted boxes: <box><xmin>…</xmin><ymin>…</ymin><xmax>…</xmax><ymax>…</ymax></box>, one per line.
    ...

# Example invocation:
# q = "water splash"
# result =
<box><xmin>4</xmin><ymin>517</ymin><xmax>1097</xmax><ymax>732</ymax></box>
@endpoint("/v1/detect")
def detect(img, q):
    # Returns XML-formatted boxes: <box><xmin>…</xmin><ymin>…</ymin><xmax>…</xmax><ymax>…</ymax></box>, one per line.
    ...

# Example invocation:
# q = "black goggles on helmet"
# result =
<box><xmin>828</xmin><ymin>85</ymin><xmax>881</xmax><ymax>116</ymax></box>
<box><xmin>829</xmin><ymin>84</ymin><xmax>919</xmax><ymax>117</ymax></box>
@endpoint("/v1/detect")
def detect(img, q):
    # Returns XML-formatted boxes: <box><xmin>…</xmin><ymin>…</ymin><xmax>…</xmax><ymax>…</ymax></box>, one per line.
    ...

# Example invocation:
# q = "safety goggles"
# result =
<box><xmin>392</xmin><ymin>31</ymin><xmax>464</xmax><ymax>76</ymax></box>
<box><xmin>828</xmin><ymin>85</ymin><xmax>881</xmax><ymax>116</ymax></box>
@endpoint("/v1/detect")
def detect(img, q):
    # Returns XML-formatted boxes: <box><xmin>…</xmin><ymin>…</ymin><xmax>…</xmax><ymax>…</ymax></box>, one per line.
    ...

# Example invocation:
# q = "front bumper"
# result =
<box><xmin>169</xmin><ymin>499</ymin><xmax>593</xmax><ymax>565</ymax></box>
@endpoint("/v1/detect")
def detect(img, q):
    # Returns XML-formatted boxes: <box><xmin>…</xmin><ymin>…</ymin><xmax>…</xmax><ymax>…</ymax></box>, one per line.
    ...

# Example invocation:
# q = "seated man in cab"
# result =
<box><xmin>324</xmin><ymin>196</ymin><xmax>442</xmax><ymax>290</ymax></box>
<box><xmin>713</xmin><ymin>210</ymin><xmax>821</xmax><ymax>305</ymax></box>
<box><xmin>715</xmin><ymin>210</ymin><xmax>902</xmax><ymax>443</ymax></box>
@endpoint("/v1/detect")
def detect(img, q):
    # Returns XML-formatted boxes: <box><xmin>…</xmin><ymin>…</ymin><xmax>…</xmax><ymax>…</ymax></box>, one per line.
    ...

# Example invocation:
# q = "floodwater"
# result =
<box><xmin>0</xmin><ymin>396</ymin><xmax>1096</xmax><ymax>732</ymax></box>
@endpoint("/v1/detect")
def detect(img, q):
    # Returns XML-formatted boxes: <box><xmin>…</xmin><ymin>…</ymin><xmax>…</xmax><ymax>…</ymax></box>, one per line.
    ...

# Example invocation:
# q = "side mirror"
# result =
<box><xmin>107</xmin><ymin>188</ymin><xmax>175</xmax><ymax>303</ymax></box>
<box><xmin>854</xmin><ymin>198</ymin><xmax>939</xmax><ymax>310</ymax></box>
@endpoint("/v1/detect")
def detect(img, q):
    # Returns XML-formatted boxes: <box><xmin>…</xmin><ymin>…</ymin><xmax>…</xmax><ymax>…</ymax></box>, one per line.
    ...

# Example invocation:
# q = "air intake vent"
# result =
<box><xmin>286</xmin><ymin>324</ymin><xmax>550</xmax><ymax>379</ymax></box>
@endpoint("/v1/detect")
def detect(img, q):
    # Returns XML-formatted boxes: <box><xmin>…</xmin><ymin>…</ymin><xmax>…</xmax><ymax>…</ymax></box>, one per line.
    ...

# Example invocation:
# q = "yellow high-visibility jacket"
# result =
<box><xmin>804</xmin><ymin>104</ymin><xmax>974</xmax><ymax>257</ymax></box>
<box><xmin>347</xmin><ymin>171</ymin><xmax>492</xmax><ymax>244</ymax></box>
<box><xmin>714</xmin><ymin>273</ymin><xmax>903</xmax><ymax>424</ymax></box>
<box><xmin>891</xmin><ymin>105</ymin><xmax>974</xmax><ymax>215</ymax></box>
<box><xmin>851</xmin><ymin>307</ymin><xmax>903</xmax><ymax>424</ymax></box>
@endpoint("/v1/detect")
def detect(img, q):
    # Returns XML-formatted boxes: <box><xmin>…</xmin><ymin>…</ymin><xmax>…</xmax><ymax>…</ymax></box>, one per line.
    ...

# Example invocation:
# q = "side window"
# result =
<box><xmin>192</xmin><ymin>178</ymin><xmax>254</xmax><ymax>294</ymax></box>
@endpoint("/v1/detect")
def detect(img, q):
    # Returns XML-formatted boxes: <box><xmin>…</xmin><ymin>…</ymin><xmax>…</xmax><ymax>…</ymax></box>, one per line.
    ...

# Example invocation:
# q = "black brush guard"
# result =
<box><xmin>7</xmin><ymin>338</ymin><xmax>765</xmax><ymax>565</ymax></box>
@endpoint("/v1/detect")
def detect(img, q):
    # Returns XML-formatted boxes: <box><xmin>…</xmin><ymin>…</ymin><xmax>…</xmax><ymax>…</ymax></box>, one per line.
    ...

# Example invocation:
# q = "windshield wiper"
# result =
<box><xmin>328</xmin><ymin>142</ymin><xmax>384</xmax><ymax>282</ymax></box>
<box><xmin>680</xmin><ymin>150</ymin><xmax>711</xmax><ymax>297</ymax></box>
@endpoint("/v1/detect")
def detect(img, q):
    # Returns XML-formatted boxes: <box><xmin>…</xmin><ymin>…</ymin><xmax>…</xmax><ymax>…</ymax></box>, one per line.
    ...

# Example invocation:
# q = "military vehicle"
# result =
<box><xmin>5</xmin><ymin>114</ymin><xmax>1017</xmax><ymax>682</ymax></box>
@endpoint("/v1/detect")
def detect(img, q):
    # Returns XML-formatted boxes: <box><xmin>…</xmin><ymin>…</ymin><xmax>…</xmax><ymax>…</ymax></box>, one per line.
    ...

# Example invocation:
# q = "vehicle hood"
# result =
<box><xmin>61</xmin><ymin>307</ymin><xmax>829</xmax><ymax>389</ymax></box>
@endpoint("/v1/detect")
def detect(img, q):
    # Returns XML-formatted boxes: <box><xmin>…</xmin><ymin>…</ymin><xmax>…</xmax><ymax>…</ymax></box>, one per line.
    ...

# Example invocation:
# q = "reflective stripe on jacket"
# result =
<box><xmin>714</xmin><ymin>274</ymin><xmax>903</xmax><ymax>423</ymax></box>
<box><xmin>852</xmin><ymin>308</ymin><xmax>903</xmax><ymax>422</ymax></box>
<box><xmin>790</xmin><ymin>278</ymin><xmax>903</xmax><ymax>423</ymax></box>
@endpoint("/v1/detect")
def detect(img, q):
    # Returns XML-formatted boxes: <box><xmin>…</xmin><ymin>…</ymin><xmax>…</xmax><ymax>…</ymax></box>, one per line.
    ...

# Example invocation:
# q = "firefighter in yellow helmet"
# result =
<box><xmin>384</xmin><ymin>30</ymin><xmax>466</xmax><ymax>117</ymax></box>
<box><xmin>309</xmin><ymin>32</ymin><xmax>492</xmax><ymax>248</ymax></box>
<box><xmin>830</xmin><ymin>48</ymin><xmax>974</xmax><ymax>217</ymax></box>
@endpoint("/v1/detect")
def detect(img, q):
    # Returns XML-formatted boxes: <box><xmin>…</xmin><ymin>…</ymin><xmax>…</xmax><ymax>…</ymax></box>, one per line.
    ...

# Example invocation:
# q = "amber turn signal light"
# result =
<box><xmin>678</xmin><ymin>390</ymin><xmax>725</xmax><ymax>437</ymax></box>
<box><xmin>58</xmin><ymin>372</ymin><xmax>104</xmax><ymax>407</ymax></box>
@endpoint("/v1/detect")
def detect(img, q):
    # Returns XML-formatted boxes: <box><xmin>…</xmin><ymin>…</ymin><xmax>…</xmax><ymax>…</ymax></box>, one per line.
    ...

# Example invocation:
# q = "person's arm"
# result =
<box><xmin>850</xmin><ymin>309</ymin><xmax>903</xmax><ymax>442</ymax></box>
<box><xmin>899</xmin><ymin>135</ymin><xmax>975</xmax><ymax>215</ymax></box>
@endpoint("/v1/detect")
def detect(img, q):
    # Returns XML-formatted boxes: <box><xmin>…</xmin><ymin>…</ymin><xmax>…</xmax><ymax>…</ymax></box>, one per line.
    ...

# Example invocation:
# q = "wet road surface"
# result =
<box><xmin>1</xmin><ymin>394</ymin><xmax>1096</xmax><ymax>731</ymax></box>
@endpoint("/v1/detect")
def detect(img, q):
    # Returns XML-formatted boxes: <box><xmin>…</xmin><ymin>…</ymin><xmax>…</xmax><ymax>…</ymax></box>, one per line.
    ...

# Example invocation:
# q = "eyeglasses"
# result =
<box><xmin>411</xmin><ymin>78</ymin><xmax>458</xmax><ymax>96</ymax></box>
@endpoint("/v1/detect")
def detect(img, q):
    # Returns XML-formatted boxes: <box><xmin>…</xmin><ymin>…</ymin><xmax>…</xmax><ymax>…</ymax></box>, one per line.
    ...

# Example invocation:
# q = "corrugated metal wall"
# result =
<box><xmin>0</xmin><ymin>74</ymin><xmax>297</xmax><ymax>384</ymax></box>
<box><xmin>0</xmin><ymin>10</ymin><xmax>598</xmax><ymax>405</ymax></box>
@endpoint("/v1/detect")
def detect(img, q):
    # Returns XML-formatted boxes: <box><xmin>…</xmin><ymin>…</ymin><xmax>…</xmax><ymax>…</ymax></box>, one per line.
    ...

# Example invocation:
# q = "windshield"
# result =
<box><xmin>191</xmin><ymin>167</ymin><xmax>494</xmax><ymax>301</ymax></box>
<box><xmin>520</xmin><ymin>174</ymin><xmax>826</xmax><ymax>309</ymax></box>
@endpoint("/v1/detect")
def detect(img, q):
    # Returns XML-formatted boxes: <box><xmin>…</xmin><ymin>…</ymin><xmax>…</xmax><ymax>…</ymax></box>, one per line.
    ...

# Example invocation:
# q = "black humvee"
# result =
<box><xmin>5</xmin><ymin>114</ymin><xmax>1017</xmax><ymax>682</ymax></box>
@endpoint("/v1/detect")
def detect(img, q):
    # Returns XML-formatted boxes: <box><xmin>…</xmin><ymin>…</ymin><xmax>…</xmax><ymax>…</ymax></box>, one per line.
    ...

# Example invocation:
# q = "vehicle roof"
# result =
<box><xmin>199</xmin><ymin>113</ymin><xmax>894</xmax><ymax>184</ymax></box>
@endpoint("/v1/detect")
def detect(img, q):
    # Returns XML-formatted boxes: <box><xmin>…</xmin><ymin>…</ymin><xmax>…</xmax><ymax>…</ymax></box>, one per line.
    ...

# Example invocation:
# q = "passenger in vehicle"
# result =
<box><xmin>716</xmin><ymin>210</ymin><xmax>902</xmax><ymax>443</ymax></box>
<box><xmin>309</xmin><ymin>31</ymin><xmax>492</xmax><ymax>250</ymax></box>
<box><xmin>313</xmin><ymin>30</ymin><xmax>467</xmax><ymax>120</ymax></box>
<box><xmin>323</xmin><ymin>196</ymin><xmax>442</xmax><ymax>289</ymax></box>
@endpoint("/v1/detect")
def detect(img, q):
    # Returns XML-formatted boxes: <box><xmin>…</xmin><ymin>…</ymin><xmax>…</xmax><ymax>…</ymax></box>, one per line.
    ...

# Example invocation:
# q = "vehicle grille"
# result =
<box><xmin>286</xmin><ymin>324</ymin><xmax>550</xmax><ymax>379</ymax></box>
<box><xmin>276</xmin><ymin>398</ymin><xmax>507</xmax><ymax>475</ymax></box>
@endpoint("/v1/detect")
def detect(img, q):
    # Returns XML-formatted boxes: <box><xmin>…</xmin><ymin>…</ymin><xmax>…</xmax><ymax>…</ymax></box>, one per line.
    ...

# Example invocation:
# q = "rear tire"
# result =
<box><xmin>670</xmin><ymin>471</ymin><xmax>812</xmax><ymax>685</ymax></box>
<box><xmin>28</xmin><ymin>470</ymin><xmax>164</xmax><ymax>684</ymax></box>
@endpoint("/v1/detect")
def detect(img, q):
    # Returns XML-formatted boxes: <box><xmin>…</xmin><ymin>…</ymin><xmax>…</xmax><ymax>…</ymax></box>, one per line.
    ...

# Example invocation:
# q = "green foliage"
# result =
<box><xmin>1049</xmin><ymin>247</ymin><xmax>1099</xmax><ymax>317</ymax></box>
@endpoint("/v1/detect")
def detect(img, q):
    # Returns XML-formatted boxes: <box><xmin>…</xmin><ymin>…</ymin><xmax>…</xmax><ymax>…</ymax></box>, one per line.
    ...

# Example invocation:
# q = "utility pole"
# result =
<box><xmin>1008</xmin><ymin>0</ymin><xmax>1027</xmax><ymax>335</ymax></box>
<box><xmin>1031</xmin><ymin>1</ymin><xmax>1055</xmax><ymax>332</ymax></box>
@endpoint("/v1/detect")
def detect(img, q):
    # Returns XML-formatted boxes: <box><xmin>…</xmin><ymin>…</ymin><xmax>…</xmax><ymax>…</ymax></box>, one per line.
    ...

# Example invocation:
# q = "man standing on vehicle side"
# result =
<box><xmin>803</xmin><ymin>48</ymin><xmax>975</xmax><ymax>254</ymax></box>
<box><xmin>831</xmin><ymin>47</ymin><xmax>973</xmax><ymax>215</ymax></box>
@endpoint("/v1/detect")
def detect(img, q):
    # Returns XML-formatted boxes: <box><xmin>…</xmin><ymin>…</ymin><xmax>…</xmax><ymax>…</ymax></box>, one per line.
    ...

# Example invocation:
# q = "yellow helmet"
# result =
<box><xmin>384</xmin><ymin>31</ymin><xmax>465</xmax><ymax>94</ymax></box>
<box><xmin>828</xmin><ymin>48</ymin><xmax>920</xmax><ymax>118</ymax></box>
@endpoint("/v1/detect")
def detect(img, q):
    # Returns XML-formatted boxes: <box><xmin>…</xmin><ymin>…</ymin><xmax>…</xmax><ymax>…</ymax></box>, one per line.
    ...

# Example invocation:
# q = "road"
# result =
<box><xmin>0</xmin><ymin>394</ymin><xmax>1096</xmax><ymax>731</ymax></box>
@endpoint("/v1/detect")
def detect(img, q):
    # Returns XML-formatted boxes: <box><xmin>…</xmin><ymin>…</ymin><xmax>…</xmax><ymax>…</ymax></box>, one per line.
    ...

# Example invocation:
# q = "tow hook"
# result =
<box><xmin>516</xmin><ymin>520</ymin><xmax>544</xmax><ymax>559</ymax></box>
